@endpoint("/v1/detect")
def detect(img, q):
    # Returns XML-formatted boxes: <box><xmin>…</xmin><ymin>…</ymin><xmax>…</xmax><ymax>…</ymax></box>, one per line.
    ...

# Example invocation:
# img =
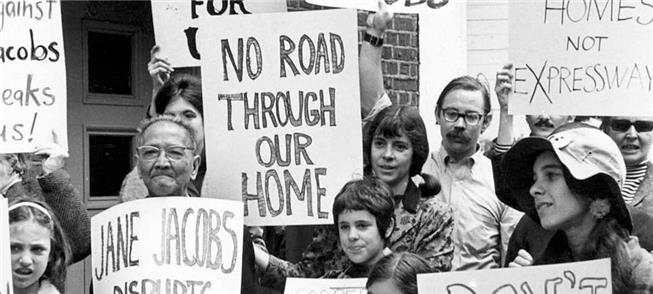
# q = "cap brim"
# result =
<box><xmin>500</xmin><ymin>137</ymin><xmax>633</xmax><ymax>233</ymax></box>
<box><xmin>500</xmin><ymin>137</ymin><xmax>554</xmax><ymax>224</ymax></box>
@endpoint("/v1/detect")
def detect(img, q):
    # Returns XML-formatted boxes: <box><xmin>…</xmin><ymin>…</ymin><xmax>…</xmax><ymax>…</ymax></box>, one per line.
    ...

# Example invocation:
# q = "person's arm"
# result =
<box><xmin>412</xmin><ymin>200</ymin><xmax>455</xmax><ymax>272</ymax></box>
<box><xmin>33</xmin><ymin>143</ymin><xmax>91</xmax><ymax>263</ymax></box>
<box><xmin>499</xmin><ymin>203</ymin><xmax>523</xmax><ymax>266</ymax></box>
<box><xmin>494</xmin><ymin>63</ymin><xmax>514</xmax><ymax>149</ymax></box>
<box><xmin>146</xmin><ymin>45</ymin><xmax>174</xmax><ymax>118</ymax></box>
<box><xmin>254</xmin><ymin>225</ymin><xmax>340</xmax><ymax>290</ymax></box>
<box><xmin>359</xmin><ymin>0</ymin><xmax>393</xmax><ymax>118</ymax></box>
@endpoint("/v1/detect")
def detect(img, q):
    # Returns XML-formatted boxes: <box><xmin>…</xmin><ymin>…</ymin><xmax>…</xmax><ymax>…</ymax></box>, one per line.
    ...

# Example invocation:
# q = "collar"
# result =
<box><xmin>631</xmin><ymin>162</ymin><xmax>653</xmax><ymax>205</ymax></box>
<box><xmin>147</xmin><ymin>192</ymin><xmax>191</xmax><ymax>198</ymax></box>
<box><xmin>437</xmin><ymin>144</ymin><xmax>483</xmax><ymax>167</ymax></box>
<box><xmin>397</xmin><ymin>179</ymin><xmax>421</xmax><ymax>213</ymax></box>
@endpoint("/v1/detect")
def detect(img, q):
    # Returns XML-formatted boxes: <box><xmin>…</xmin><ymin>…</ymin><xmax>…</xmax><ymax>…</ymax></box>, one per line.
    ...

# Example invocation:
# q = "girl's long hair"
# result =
<box><xmin>563</xmin><ymin>169</ymin><xmax>632</xmax><ymax>293</ymax></box>
<box><xmin>9</xmin><ymin>197</ymin><xmax>71</xmax><ymax>292</ymax></box>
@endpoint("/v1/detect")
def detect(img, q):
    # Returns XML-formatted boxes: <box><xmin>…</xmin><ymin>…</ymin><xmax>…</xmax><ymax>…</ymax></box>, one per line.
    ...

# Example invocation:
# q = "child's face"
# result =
<box><xmin>10</xmin><ymin>219</ymin><xmax>51</xmax><ymax>291</ymax></box>
<box><xmin>337</xmin><ymin>209</ymin><xmax>386</xmax><ymax>267</ymax></box>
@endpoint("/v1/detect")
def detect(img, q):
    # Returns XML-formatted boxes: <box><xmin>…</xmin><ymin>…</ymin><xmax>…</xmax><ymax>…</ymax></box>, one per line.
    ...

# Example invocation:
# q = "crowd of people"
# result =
<box><xmin>3</xmin><ymin>2</ymin><xmax>653</xmax><ymax>294</ymax></box>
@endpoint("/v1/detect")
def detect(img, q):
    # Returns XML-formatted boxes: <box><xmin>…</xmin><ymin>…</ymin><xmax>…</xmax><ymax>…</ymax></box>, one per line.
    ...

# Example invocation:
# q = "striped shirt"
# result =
<box><xmin>623</xmin><ymin>162</ymin><xmax>648</xmax><ymax>204</ymax></box>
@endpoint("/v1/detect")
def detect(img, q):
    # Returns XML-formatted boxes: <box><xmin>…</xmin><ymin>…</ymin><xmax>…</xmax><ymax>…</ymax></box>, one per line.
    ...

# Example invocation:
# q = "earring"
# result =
<box><xmin>589</xmin><ymin>199</ymin><xmax>611</xmax><ymax>219</ymax></box>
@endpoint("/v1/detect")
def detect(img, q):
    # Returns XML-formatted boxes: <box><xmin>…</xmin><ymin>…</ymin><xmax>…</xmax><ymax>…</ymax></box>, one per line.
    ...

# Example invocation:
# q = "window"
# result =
<box><xmin>83</xmin><ymin>20</ymin><xmax>141</xmax><ymax>105</ymax></box>
<box><xmin>88</xmin><ymin>32</ymin><xmax>132</xmax><ymax>95</ymax></box>
<box><xmin>84</xmin><ymin>127</ymin><xmax>137</xmax><ymax>208</ymax></box>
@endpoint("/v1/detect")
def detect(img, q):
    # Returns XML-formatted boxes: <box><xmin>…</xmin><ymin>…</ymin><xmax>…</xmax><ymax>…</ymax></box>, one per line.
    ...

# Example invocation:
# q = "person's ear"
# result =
<box><xmin>190</xmin><ymin>155</ymin><xmax>201</xmax><ymax>180</ymax></box>
<box><xmin>481</xmin><ymin>113</ymin><xmax>493</xmax><ymax>133</ymax></box>
<box><xmin>567</xmin><ymin>115</ymin><xmax>575</xmax><ymax>122</ymax></box>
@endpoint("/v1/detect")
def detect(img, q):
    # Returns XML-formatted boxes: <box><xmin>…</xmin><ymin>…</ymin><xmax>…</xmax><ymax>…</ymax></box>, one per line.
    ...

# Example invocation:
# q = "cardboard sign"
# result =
<box><xmin>91</xmin><ymin>197</ymin><xmax>244</xmax><ymax>294</ymax></box>
<box><xmin>151</xmin><ymin>0</ymin><xmax>287</xmax><ymax>67</ymax></box>
<box><xmin>418</xmin><ymin>258</ymin><xmax>611</xmax><ymax>294</ymax></box>
<box><xmin>0</xmin><ymin>0</ymin><xmax>68</xmax><ymax>153</ymax></box>
<box><xmin>0</xmin><ymin>198</ymin><xmax>12</xmax><ymax>294</ymax></box>
<box><xmin>199</xmin><ymin>9</ymin><xmax>363</xmax><ymax>226</ymax></box>
<box><xmin>284</xmin><ymin>278</ymin><xmax>367</xmax><ymax>294</ymax></box>
<box><xmin>306</xmin><ymin>0</ymin><xmax>452</xmax><ymax>14</ymax></box>
<box><xmin>509</xmin><ymin>0</ymin><xmax>653</xmax><ymax>116</ymax></box>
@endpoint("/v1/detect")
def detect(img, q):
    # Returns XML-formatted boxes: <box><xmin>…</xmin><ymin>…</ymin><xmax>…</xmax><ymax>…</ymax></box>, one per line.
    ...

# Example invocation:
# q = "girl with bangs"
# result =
<box><xmin>9</xmin><ymin>197</ymin><xmax>71</xmax><ymax>294</ymax></box>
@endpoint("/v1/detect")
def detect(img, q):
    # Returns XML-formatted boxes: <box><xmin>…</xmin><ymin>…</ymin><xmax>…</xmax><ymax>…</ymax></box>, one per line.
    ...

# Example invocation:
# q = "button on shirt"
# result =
<box><xmin>423</xmin><ymin>146</ymin><xmax>522</xmax><ymax>270</ymax></box>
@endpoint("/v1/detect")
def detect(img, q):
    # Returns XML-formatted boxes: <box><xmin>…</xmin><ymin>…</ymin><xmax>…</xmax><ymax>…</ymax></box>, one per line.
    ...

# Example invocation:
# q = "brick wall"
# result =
<box><xmin>288</xmin><ymin>0</ymin><xmax>421</xmax><ymax>106</ymax></box>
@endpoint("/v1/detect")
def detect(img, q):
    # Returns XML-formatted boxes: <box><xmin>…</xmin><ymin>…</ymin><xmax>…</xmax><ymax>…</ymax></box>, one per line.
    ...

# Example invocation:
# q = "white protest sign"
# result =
<box><xmin>0</xmin><ymin>0</ymin><xmax>67</xmax><ymax>153</ymax></box>
<box><xmin>418</xmin><ymin>258</ymin><xmax>611</xmax><ymax>294</ymax></box>
<box><xmin>0</xmin><ymin>198</ymin><xmax>12</xmax><ymax>294</ymax></box>
<box><xmin>151</xmin><ymin>0</ymin><xmax>287</xmax><ymax>67</ymax></box>
<box><xmin>306</xmin><ymin>0</ymin><xmax>451</xmax><ymax>14</ymax></box>
<box><xmin>91</xmin><ymin>197</ymin><xmax>243</xmax><ymax>294</ymax></box>
<box><xmin>284</xmin><ymin>277</ymin><xmax>367</xmax><ymax>294</ymax></box>
<box><xmin>509</xmin><ymin>0</ymin><xmax>653</xmax><ymax>116</ymax></box>
<box><xmin>200</xmin><ymin>9</ymin><xmax>363</xmax><ymax>226</ymax></box>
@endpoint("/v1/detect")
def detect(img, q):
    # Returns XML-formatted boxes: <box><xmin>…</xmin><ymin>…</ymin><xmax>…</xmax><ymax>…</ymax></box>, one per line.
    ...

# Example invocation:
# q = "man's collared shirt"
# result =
<box><xmin>423</xmin><ymin>146</ymin><xmax>522</xmax><ymax>270</ymax></box>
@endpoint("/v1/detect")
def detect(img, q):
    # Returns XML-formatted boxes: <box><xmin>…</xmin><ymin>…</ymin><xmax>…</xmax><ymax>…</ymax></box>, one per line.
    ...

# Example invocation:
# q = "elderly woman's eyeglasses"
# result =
<box><xmin>136</xmin><ymin>145</ymin><xmax>194</xmax><ymax>161</ymax></box>
<box><xmin>441</xmin><ymin>108</ymin><xmax>484</xmax><ymax>126</ymax></box>
<box><xmin>610</xmin><ymin>120</ymin><xmax>653</xmax><ymax>133</ymax></box>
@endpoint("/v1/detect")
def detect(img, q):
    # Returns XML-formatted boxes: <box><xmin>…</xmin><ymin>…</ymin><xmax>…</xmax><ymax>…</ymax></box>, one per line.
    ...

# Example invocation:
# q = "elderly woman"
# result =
<box><xmin>501</xmin><ymin>123</ymin><xmax>653</xmax><ymax>293</ymax></box>
<box><xmin>601</xmin><ymin>116</ymin><xmax>653</xmax><ymax>250</ymax></box>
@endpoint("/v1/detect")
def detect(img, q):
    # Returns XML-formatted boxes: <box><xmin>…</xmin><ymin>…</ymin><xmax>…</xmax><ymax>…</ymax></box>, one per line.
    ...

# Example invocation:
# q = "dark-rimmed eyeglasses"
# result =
<box><xmin>609</xmin><ymin>119</ymin><xmax>653</xmax><ymax>133</ymax></box>
<box><xmin>440</xmin><ymin>108</ymin><xmax>484</xmax><ymax>126</ymax></box>
<box><xmin>136</xmin><ymin>145</ymin><xmax>194</xmax><ymax>161</ymax></box>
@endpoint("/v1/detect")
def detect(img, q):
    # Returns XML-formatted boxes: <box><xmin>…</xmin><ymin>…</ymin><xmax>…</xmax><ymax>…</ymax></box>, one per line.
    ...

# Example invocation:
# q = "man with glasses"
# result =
<box><xmin>602</xmin><ymin>116</ymin><xmax>653</xmax><ymax>250</ymax></box>
<box><xmin>422</xmin><ymin>76</ymin><xmax>522</xmax><ymax>270</ymax></box>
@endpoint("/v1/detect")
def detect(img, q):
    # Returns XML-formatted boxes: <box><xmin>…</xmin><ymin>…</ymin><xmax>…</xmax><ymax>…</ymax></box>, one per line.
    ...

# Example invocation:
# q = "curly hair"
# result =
<box><xmin>9</xmin><ymin>197</ymin><xmax>71</xmax><ymax>293</ymax></box>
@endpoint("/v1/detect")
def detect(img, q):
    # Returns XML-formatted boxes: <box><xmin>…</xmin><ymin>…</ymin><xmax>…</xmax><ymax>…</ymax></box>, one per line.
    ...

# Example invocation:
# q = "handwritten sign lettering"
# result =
<box><xmin>284</xmin><ymin>278</ymin><xmax>367</xmax><ymax>294</ymax></box>
<box><xmin>200</xmin><ymin>9</ymin><xmax>363</xmax><ymax>226</ymax></box>
<box><xmin>417</xmin><ymin>259</ymin><xmax>611</xmax><ymax>294</ymax></box>
<box><xmin>91</xmin><ymin>197</ymin><xmax>243</xmax><ymax>294</ymax></box>
<box><xmin>509</xmin><ymin>0</ymin><xmax>653</xmax><ymax>116</ymax></box>
<box><xmin>306</xmin><ymin>0</ymin><xmax>450</xmax><ymax>14</ymax></box>
<box><xmin>0</xmin><ymin>0</ymin><xmax>67</xmax><ymax>153</ymax></box>
<box><xmin>151</xmin><ymin>0</ymin><xmax>286</xmax><ymax>67</ymax></box>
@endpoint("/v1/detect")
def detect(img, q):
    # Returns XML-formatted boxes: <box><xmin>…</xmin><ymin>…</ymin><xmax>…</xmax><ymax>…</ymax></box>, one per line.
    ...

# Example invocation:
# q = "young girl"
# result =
<box><xmin>9</xmin><ymin>197</ymin><xmax>70</xmax><ymax>294</ymax></box>
<box><xmin>321</xmin><ymin>177</ymin><xmax>395</xmax><ymax>278</ymax></box>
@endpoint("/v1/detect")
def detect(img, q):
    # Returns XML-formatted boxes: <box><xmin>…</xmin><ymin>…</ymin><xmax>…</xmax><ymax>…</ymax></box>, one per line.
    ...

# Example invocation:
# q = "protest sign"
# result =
<box><xmin>151</xmin><ymin>0</ymin><xmax>287</xmax><ymax>67</ymax></box>
<box><xmin>306</xmin><ymin>0</ymin><xmax>451</xmax><ymax>14</ymax></box>
<box><xmin>0</xmin><ymin>198</ymin><xmax>12</xmax><ymax>294</ymax></box>
<box><xmin>284</xmin><ymin>277</ymin><xmax>366</xmax><ymax>294</ymax></box>
<box><xmin>0</xmin><ymin>0</ymin><xmax>68</xmax><ymax>153</ymax></box>
<box><xmin>91</xmin><ymin>197</ymin><xmax>243</xmax><ymax>294</ymax></box>
<box><xmin>199</xmin><ymin>9</ymin><xmax>363</xmax><ymax>226</ymax></box>
<box><xmin>509</xmin><ymin>0</ymin><xmax>653</xmax><ymax>116</ymax></box>
<box><xmin>418</xmin><ymin>258</ymin><xmax>611</xmax><ymax>294</ymax></box>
